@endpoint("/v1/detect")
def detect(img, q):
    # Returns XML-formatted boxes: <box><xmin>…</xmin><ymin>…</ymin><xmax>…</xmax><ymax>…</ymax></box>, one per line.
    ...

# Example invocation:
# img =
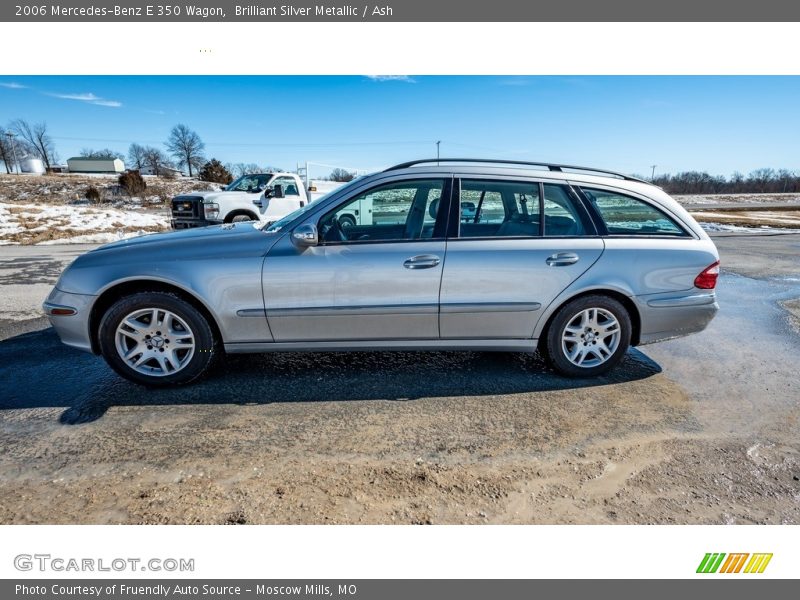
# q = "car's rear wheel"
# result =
<box><xmin>98</xmin><ymin>291</ymin><xmax>218</xmax><ymax>386</ymax></box>
<box><xmin>544</xmin><ymin>294</ymin><xmax>631</xmax><ymax>377</ymax></box>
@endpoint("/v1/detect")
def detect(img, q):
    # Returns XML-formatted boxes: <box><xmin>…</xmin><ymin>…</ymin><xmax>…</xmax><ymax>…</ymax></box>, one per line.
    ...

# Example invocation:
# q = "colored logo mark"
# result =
<box><xmin>696</xmin><ymin>553</ymin><xmax>773</xmax><ymax>574</ymax></box>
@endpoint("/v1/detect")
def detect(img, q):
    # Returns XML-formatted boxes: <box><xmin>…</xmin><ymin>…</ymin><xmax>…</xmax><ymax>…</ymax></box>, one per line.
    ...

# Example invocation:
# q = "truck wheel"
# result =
<box><xmin>338</xmin><ymin>214</ymin><xmax>356</xmax><ymax>228</ymax></box>
<box><xmin>98</xmin><ymin>291</ymin><xmax>219</xmax><ymax>386</ymax></box>
<box><xmin>231</xmin><ymin>214</ymin><xmax>253</xmax><ymax>222</ymax></box>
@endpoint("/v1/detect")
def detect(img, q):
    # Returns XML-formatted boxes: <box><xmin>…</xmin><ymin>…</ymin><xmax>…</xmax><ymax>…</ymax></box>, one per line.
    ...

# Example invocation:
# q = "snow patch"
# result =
<box><xmin>0</xmin><ymin>201</ymin><xmax>169</xmax><ymax>245</ymax></box>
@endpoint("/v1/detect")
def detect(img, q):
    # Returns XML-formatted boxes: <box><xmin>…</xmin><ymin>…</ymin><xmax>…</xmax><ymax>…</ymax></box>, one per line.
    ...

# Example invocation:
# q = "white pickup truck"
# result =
<box><xmin>170</xmin><ymin>172</ymin><xmax>345</xmax><ymax>229</ymax></box>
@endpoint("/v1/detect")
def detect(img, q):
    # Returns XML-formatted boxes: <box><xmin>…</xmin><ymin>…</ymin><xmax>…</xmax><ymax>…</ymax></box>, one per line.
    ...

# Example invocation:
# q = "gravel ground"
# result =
<box><xmin>0</xmin><ymin>234</ymin><xmax>799</xmax><ymax>524</ymax></box>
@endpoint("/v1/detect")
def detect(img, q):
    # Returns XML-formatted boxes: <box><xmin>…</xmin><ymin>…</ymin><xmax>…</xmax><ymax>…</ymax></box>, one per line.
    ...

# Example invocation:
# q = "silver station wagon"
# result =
<box><xmin>44</xmin><ymin>159</ymin><xmax>720</xmax><ymax>386</ymax></box>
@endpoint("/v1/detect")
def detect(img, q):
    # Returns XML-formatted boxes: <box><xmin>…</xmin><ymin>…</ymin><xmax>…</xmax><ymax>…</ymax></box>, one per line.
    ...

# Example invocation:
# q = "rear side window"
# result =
<box><xmin>582</xmin><ymin>188</ymin><xmax>687</xmax><ymax>236</ymax></box>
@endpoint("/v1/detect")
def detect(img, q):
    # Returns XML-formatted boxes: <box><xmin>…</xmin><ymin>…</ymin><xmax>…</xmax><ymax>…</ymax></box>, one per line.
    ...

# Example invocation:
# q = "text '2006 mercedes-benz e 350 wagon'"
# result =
<box><xmin>44</xmin><ymin>159</ymin><xmax>720</xmax><ymax>386</ymax></box>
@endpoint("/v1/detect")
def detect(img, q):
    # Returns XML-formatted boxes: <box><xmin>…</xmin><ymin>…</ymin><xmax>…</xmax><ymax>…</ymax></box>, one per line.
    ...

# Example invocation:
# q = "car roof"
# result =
<box><xmin>385</xmin><ymin>158</ymin><xmax>649</xmax><ymax>181</ymax></box>
<box><xmin>376</xmin><ymin>163</ymin><xmax>654</xmax><ymax>192</ymax></box>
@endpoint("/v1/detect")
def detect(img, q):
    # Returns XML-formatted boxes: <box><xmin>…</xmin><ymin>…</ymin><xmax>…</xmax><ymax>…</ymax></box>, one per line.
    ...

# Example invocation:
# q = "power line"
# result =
<box><xmin>50</xmin><ymin>135</ymin><xmax>433</xmax><ymax>148</ymax></box>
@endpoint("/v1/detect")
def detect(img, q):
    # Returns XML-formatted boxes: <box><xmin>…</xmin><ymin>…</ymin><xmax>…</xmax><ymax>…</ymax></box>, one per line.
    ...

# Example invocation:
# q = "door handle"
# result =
<box><xmin>404</xmin><ymin>254</ymin><xmax>441</xmax><ymax>269</ymax></box>
<box><xmin>546</xmin><ymin>252</ymin><xmax>579</xmax><ymax>266</ymax></box>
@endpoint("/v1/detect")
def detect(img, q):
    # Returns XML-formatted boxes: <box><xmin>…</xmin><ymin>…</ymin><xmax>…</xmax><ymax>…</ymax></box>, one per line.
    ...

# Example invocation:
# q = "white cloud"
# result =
<box><xmin>365</xmin><ymin>75</ymin><xmax>416</xmax><ymax>83</ymax></box>
<box><xmin>91</xmin><ymin>99</ymin><xmax>123</xmax><ymax>107</ymax></box>
<box><xmin>0</xmin><ymin>82</ymin><xmax>27</xmax><ymax>89</ymax></box>
<box><xmin>47</xmin><ymin>91</ymin><xmax>123</xmax><ymax>107</ymax></box>
<box><xmin>51</xmin><ymin>92</ymin><xmax>102</xmax><ymax>101</ymax></box>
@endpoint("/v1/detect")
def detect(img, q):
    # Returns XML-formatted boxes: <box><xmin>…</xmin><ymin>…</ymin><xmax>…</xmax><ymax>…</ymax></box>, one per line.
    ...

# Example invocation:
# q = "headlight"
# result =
<box><xmin>204</xmin><ymin>203</ymin><xmax>220</xmax><ymax>220</ymax></box>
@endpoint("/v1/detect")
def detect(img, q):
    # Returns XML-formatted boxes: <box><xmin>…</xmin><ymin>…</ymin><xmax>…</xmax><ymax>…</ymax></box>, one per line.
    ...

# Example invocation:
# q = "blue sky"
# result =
<box><xmin>0</xmin><ymin>76</ymin><xmax>798</xmax><ymax>178</ymax></box>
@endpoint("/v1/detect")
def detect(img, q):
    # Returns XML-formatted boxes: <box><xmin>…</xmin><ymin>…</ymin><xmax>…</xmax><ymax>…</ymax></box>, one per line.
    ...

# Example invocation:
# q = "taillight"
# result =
<box><xmin>694</xmin><ymin>260</ymin><xmax>720</xmax><ymax>289</ymax></box>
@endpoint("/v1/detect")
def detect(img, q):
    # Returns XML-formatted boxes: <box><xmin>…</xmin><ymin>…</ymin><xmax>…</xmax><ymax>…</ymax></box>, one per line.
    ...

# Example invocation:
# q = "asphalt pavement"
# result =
<box><xmin>0</xmin><ymin>234</ymin><xmax>798</xmax><ymax>524</ymax></box>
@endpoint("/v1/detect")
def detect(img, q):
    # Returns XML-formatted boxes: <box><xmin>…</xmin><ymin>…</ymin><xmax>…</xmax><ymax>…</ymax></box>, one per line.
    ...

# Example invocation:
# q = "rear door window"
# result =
<box><xmin>459</xmin><ymin>180</ymin><xmax>541</xmax><ymax>238</ymax></box>
<box><xmin>543</xmin><ymin>184</ymin><xmax>587</xmax><ymax>236</ymax></box>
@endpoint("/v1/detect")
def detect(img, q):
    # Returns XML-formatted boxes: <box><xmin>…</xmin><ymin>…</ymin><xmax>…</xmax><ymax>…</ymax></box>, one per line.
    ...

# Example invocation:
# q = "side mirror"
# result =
<box><xmin>272</xmin><ymin>184</ymin><xmax>285</xmax><ymax>199</ymax></box>
<box><xmin>291</xmin><ymin>223</ymin><xmax>318</xmax><ymax>248</ymax></box>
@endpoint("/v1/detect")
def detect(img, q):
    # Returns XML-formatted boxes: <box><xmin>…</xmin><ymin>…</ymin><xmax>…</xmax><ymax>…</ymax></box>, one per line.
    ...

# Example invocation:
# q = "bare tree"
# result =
<box><xmin>80</xmin><ymin>148</ymin><xmax>124</xmax><ymax>160</ymax></box>
<box><xmin>127</xmin><ymin>143</ymin><xmax>147</xmax><ymax>170</ymax></box>
<box><xmin>652</xmin><ymin>168</ymin><xmax>800</xmax><ymax>195</ymax></box>
<box><xmin>329</xmin><ymin>168</ymin><xmax>356</xmax><ymax>182</ymax></box>
<box><xmin>166</xmin><ymin>124</ymin><xmax>205</xmax><ymax>177</ymax></box>
<box><xmin>231</xmin><ymin>162</ymin><xmax>268</xmax><ymax>177</ymax></box>
<box><xmin>10</xmin><ymin>119</ymin><xmax>57</xmax><ymax>169</ymax></box>
<box><xmin>748</xmin><ymin>168</ymin><xmax>776</xmax><ymax>193</ymax></box>
<box><xmin>142</xmin><ymin>146</ymin><xmax>170</xmax><ymax>176</ymax></box>
<box><xmin>0</xmin><ymin>134</ymin><xmax>16</xmax><ymax>173</ymax></box>
<box><xmin>777</xmin><ymin>169</ymin><xmax>796</xmax><ymax>193</ymax></box>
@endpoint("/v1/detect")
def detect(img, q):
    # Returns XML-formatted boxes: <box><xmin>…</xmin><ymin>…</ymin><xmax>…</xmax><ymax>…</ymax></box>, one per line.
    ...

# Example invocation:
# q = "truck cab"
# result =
<box><xmin>171</xmin><ymin>172</ymin><xmax>313</xmax><ymax>229</ymax></box>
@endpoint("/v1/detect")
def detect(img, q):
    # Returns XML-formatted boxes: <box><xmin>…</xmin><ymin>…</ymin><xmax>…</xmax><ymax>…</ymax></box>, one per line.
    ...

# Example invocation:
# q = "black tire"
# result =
<box><xmin>338</xmin><ymin>214</ymin><xmax>357</xmax><ymax>228</ymax></box>
<box><xmin>543</xmin><ymin>294</ymin><xmax>632</xmax><ymax>378</ymax></box>
<box><xmin>98</xmin><ymin>291</ymin><xmax>219</xmax><ymax>386</ymax></box>
<box><xmin>230</xmin><ymin>213</ymin><xmax>254</xmax><ymax>223</ymax></box>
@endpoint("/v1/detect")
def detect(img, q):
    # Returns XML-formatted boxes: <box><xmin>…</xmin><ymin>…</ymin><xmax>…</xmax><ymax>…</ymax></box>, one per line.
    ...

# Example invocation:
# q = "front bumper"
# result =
<box><xmin>171</xmin><ymin>218</ymin><xmax>217</xmax><ymax>229</ymax></box>
<box><xmin>43</xmin><ymin>288</ymin><xmax>97</xmax><ymax>353</ymax></box>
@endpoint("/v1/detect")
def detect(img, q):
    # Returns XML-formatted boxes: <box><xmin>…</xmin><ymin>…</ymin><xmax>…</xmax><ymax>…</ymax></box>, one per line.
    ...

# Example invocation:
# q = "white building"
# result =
<box><xmin>67</xmin><ymin>157</ymin><xmax>125</xmax><ymax>173</ymax></box>
<box><xmin>139</xmin><ymin>165</ymin><xmax>183</xmax><ymax>177</ymax></box>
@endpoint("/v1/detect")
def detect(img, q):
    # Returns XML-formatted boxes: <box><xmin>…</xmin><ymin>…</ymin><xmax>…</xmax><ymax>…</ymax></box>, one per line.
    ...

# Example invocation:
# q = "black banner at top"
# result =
<box><xmin>3</xmin><ymin>0</ymin><xmax>800</xmax><ymax>22</ymax></box>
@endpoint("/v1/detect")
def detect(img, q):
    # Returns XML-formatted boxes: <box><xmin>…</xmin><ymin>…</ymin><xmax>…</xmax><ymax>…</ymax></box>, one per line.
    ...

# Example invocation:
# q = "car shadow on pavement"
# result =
<box><xmin>0</xmin><ymin>327</ymin><xmax>662</xmax><ymax>424</ymax></box>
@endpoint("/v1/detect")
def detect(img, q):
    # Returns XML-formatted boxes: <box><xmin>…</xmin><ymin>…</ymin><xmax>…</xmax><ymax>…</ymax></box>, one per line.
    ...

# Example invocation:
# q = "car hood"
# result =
<box><xmin>91</xmin><ymin>222</ymin><xmax>261</xmax><ymax>253</ymax></box>
<box><xmin>57</xmin><ymin>223</ymin><xmax>280</xmax><ymax>295</ymax></box>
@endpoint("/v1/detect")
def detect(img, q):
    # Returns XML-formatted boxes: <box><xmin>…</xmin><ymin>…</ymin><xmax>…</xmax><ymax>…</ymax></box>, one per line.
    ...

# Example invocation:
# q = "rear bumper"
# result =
<box><xmin>43</xmin><ymin>287</ymin><xmax>96</xmax><ymax>353</ymax></box>
<box><xmin>635</xmin><ymin>291</ymin><xmax>719</xmax><ymax>345</ymax></box>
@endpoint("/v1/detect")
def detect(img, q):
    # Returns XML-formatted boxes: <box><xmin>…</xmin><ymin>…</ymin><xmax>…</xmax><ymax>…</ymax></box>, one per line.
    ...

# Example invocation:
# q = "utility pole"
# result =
<box><xmin>436</xmin><ymin>140</ymin><xmax>441</xmax><ymax>164</ymax></box>
<box><xmin>6</xmin><ymin>131</ymin><xmax>19</xmax><ymax>174</ymax></box>
<box><xmin>650</xmin><ymin>164</ymin><xmax>657</xmax><ymax>181</ymax></box>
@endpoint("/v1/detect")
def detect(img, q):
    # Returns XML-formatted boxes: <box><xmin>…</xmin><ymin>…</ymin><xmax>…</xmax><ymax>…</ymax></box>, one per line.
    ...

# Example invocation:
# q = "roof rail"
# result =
<box><xmin>383</xmin><ymin>158</ymin><xmax>650</xmax><ymax>184</ymax></box>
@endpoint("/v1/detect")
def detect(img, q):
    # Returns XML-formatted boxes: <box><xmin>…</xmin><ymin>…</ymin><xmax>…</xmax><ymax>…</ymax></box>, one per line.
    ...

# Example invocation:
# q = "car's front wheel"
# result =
<box><xmin>98</xmin><ymin>291</ymin><xmax>218</xmax><ymax>386</ymax></box>
<box><xmin>544</xmin><ymin>294</ymin><xmax>631</xmax><ymax>377</ymax></box>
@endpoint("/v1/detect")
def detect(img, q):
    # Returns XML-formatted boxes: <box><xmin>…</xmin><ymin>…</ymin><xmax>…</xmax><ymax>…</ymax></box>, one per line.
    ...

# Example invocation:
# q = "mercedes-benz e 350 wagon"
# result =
<box><xmin>45</xmin><ymin>159</ymin><xmax>720</xmax><ymax>385</ymax></box>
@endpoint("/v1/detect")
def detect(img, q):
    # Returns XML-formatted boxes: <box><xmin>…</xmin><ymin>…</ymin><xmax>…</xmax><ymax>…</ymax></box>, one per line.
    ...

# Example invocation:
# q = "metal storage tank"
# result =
<box><xmin>20</xmin><ymin>157</ymin><xmax>45</xmax><ymax>174</ymax></box>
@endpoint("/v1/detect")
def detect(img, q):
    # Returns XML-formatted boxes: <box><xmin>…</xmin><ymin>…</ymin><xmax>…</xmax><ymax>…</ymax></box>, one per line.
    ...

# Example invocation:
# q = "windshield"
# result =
<box><xmin>226</xmin><ymin>174</ymin><xmax>272</xmax><ymax>192</ymax></box>
<box><xmin>263</xmin><ymin>176</ymin><xmax>367</xmax><ymax>233</ymax></box>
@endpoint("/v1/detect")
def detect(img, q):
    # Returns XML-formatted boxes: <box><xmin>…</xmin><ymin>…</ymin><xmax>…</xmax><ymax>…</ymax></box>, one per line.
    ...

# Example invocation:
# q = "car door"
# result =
<box><xmin>266</xmin><ymin>175</ymin><xmax>306</xmax><ymax>220</ymax></box>
<box><xmin>262</xmin><ymin>177</ymin><xmax>451</xmax><ymax>342</ymax></box>
<box><xmin>438</xmin><ymin>177</ymin><xmax>605</xmax><ymax>339</ymax></box>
